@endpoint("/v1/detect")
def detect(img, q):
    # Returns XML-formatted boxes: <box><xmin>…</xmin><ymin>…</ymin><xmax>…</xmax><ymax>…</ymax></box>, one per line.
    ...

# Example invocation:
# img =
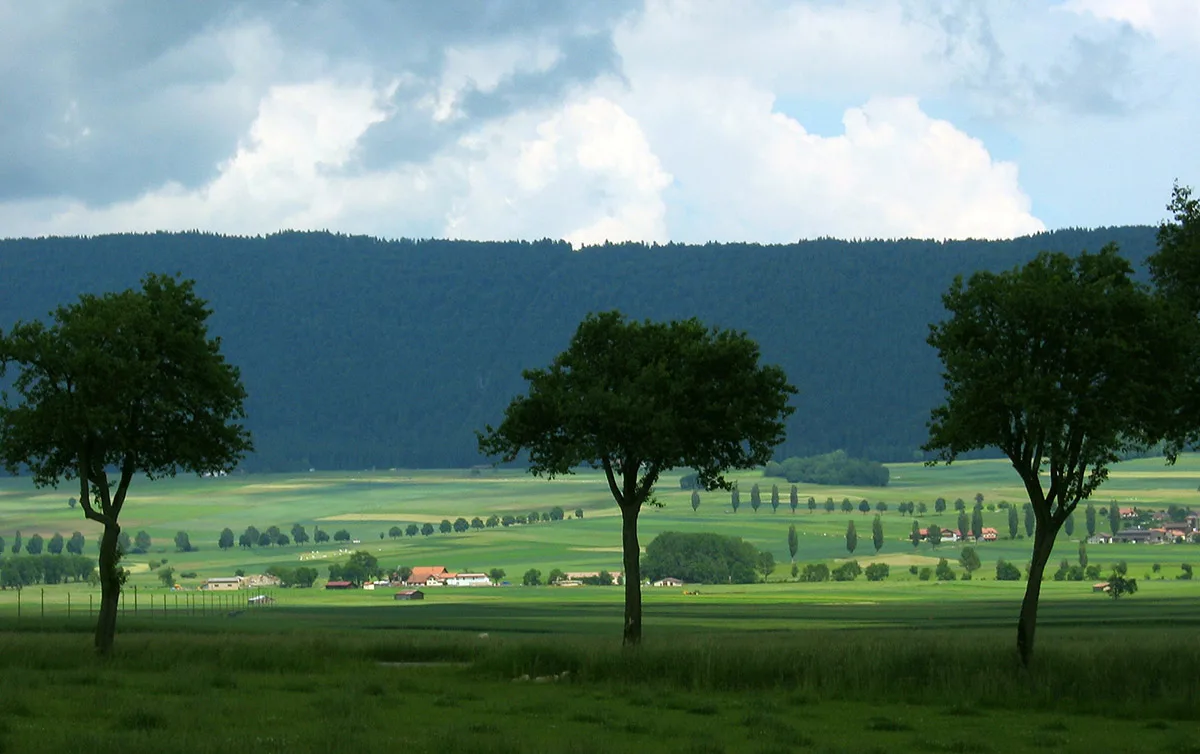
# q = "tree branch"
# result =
<box><xmin>601</xmin><ymin>455</ymin><xmax>625</xmax><ymax>507</ymax></box>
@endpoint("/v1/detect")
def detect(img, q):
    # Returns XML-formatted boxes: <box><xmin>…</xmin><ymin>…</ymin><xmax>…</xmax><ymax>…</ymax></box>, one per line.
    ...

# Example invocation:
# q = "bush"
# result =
<box><xmin>832</xmin><ymin>561</ymin><xmax>861</xmax><ymax>581</ymax></box>
<box><xmin>935</xmin><ymin>558</ymin><xmax>956</xmax><ymax>581</ymax></box>
<box><xmin>1085</xmin><ymin>564</ymin><xmax>1102</xmax><ymax>580</ymax></box>
<box><xmin>864</xmin><ymin>563</ymin><xmax>890</xmax><ymax>581</ymax></box>
<box><xmin>995</xmin><ymin>560</ymin><xmax>1021</xmax><ymax>580</ymax></box>
<box><xmin>908</xmin><ymin>565</ymin><xmax>918</xmax><ymax>576</ymax></box>
<box><xmin>798</xmin><ymin>563</ymin><xmax>830</xmax><ymax>582</ymax></box>
<box><xmin>918</xmin><ymin>567</ymin><xmax>933</xmax><ymax>581</ymax></box>
<box><xmin>180</xmin><ymin>571</ymin><xmax>197</xmax><ymax>579</ymax></box>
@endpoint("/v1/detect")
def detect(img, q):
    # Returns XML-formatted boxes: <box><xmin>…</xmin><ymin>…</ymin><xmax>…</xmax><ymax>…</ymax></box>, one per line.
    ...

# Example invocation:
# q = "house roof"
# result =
<box><xmin>450</xmin><ymin>573</ymin><xmax>489</xmax><ymax>578</ymax></box>
<box><xmin>395</xmin><ymin>589</ymin><xmax>423</xmax><ymax>596</ymax></box>
<box><xmin>409</xmin><ymin>566</ymin><xmax>449</xmax><ymax>578</ymax></box>
<box><xmin>325</xmin><ymin>580</ymin><xmax>353</xmax><ymax>587</ymax></box>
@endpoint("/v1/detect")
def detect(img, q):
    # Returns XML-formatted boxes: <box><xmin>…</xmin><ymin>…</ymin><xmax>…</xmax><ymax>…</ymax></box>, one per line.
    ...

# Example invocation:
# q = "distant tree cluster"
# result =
<box><xmin>231</xmin><ymin>524</ymin><xmax>314</xmax><ymax>549</ymax></box>
<box><xmin>327</xmin><ymin>551</ymin><xmax>382</xmax><ymax>586</ymax></box>
<box><xmin>764</xmin><ymin>450</ymin><xmax>889</xmax><ymax>487</ymax></box>
<box><xmin>0</xmin><ymin>554</ymin><xmax>96</xmax><ymax>588</ymax></box>
<box><xmin>379</xmin><ymin>506</ymin><xmax>579</xmax><ymax>542</ymax></box>
<box><xmin>795</xmin><ymin>560</ymin><xmax>890</xmax><ymax>583</ymax></box>
<box><xmin>641</xmin><ymin>532</ymin><xmax>771</xmax><ymax>584</ymax></box>
<box><xmin>264</xmin><ymin>565</ymin><xmax>319</xmax><ymax>588</ymax></box>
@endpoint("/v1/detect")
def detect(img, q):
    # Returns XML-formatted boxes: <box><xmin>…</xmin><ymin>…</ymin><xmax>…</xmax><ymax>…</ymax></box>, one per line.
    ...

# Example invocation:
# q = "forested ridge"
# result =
<box><xmin>0</xmin><ymin>226</ymin><xmax>1158</xmax><ymax>471</ymax></box>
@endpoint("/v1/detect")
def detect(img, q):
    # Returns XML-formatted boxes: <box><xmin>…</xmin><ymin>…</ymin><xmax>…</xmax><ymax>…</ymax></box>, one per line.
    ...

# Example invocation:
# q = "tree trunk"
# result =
<box><xmin>1016</xmin><ymin>523</ymin><xmax>1057</xmax><ymax>668</ymax></box>
<box><xmin>620</xmin><ymin>503</ymin><xmax>642</xmax><ymax>646</ymax></box>
<box><xmin>95</xmin><ymin>523</ymin><xmax>122</xmax><ymax>655</ymax></box>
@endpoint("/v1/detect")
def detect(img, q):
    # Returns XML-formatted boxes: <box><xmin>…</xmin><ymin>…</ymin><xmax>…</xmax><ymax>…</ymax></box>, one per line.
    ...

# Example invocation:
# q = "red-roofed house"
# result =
<box><xmin>981</xmin><ymin>527</ymin><xmax>998</xmax><ymax>542</ymax></box>
<box><xmin>405</xmin><ymin>566</ymin><xmax>450</xmax><ymax>586</ymax></box>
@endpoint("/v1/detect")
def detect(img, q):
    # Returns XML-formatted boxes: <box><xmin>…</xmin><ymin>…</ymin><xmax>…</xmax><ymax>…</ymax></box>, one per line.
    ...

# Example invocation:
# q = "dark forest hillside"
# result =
<box><xmin>0</xmin><ymin>226</ymin><xmax>1158</xmax><ymax>470</ymax></box>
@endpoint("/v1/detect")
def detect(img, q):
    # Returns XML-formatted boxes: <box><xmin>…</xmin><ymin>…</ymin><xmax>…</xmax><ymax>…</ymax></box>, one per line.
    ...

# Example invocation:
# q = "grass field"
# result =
<box><xmin>3</xmin><ymin>455</ymin><xmax>1199</xmax><ymax>594</ymax></box>
<box><xmin>1</xmin><ymin>614</ymin><xmax>1198</xmax><ymax>753</ymax></box>
<box><xmin>2</xmin><ymin>457</ymin><xmax>1200</xmax><ymax>752</ymax></box>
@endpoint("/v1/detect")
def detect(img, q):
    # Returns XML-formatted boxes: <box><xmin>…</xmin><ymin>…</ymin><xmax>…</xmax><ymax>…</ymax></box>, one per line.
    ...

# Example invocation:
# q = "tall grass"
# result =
<box><xmin>3</xmin><ymin>625</ymin><xmax>1195</xmax><ymax>719</ymax></box>
<box><xmin>470</xmin><ymin>628</ymin><xmax>1200</xmax><ymax>718</ymax></box>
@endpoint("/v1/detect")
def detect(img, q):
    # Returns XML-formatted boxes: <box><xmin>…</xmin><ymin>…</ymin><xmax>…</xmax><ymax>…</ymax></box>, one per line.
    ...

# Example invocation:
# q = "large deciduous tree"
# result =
<box><xmin>0</xmin><ymin>274</ymin><xmax>251</xmax><ymax>654</ymax></box>
<box><xmin>924</xmin><ymin>244</ymin><xmax>1190</xmax><ymax>667</ymax></box>
<box><xmin>477</xmin><ymin>310</ymin><xmax>795</xmax><ymax>645</ymax></box>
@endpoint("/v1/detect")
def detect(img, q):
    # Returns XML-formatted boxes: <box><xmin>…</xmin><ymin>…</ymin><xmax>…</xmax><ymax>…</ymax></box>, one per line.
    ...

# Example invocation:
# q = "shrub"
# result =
<box><xmin>798</xmin><ymin>563</ymin><xmax>830</xmax><ymax>582</ymax></box>
<box><xmin>995</xmin><ymin>560</ymin><xmax>1021</xmax><ymax>580</ymax></box>
<box><xmin>935</xmin><ymin>558</ymin><xmax>956</xmax><ymax>581</ymax></box>
<box><xmin>864</xmin><ymin>563</ymin><xmax>890</xmax><ymax>581</ymax></box>
<box><xmin>918</xmin><ymin>567</ymin><xmax>933</xmax><ymax>581</ymax></box>
<box><xmin>832</xmin><ymin>561</ymin><xmax>861</xmax><ymax>581</ymax></box>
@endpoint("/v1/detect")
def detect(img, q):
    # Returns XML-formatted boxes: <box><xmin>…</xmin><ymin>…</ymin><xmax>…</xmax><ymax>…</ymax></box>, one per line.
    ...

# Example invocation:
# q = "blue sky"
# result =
<box><xmin>0</xmin><ymin>0</ymin><xmax>1196</xmax><ymax>246</ymax></box>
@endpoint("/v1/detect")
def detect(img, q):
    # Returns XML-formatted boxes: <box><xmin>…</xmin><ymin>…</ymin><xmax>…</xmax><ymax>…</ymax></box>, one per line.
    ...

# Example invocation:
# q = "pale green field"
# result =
<box><xmin>1</xmin><ymin>455</ymin><xmax>1198</xmax><ymax>597</ymax></box>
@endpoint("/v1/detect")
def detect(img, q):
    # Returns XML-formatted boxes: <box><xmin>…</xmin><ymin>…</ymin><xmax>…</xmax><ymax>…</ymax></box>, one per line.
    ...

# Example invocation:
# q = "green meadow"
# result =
<box><xmin>3</xmin><ymin>455</ymin><xmax>1199</xmax><ymax>592</ymax></box>
<box><xmin>2</xmin><ymin>457</ymin><xmax>1199</xmax><ymax>753</ymax></box>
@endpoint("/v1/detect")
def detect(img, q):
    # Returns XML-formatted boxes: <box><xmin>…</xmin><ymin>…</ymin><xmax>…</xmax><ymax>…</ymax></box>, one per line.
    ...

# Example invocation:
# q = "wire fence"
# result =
<box><xmin>0</xmin><ymin>586</ymin><xmax>280</xmax><ymax>621</ymax></box>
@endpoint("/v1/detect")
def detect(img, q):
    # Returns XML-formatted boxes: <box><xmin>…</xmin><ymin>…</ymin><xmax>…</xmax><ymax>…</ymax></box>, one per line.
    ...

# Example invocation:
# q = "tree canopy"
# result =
<box><xmin>478</xmin><ymin>310</ymin><xmax>794</xmax><ymax>644</ymax></box>
<box><xmin>0</xmin><ymin>273</ymin><xmax>251</xmax><ymax>653</ymax></box>
<box><xmin>641</xmin><ymin>531</ymin><xmax>764</xmax><ymax>585</ymax></box>
<box><xmin>924</xmin><ymin>242</ymin><xmax>1191</xmax><ymax>666</ymax></box>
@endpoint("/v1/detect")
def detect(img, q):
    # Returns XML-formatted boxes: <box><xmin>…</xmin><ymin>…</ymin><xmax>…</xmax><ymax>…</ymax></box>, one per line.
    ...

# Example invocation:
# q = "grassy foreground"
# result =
<box><xmin>1</xmin><ymin>622</ymin><xmax>1197</xmax><ymax>754</ymax></box>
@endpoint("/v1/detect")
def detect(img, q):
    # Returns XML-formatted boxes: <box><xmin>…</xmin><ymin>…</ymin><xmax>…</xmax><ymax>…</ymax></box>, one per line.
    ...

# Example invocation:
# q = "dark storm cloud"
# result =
<box><xmin>0</xmin><ymin>0</ymin><xmax>639</xmax><ymax>205</ymax></box>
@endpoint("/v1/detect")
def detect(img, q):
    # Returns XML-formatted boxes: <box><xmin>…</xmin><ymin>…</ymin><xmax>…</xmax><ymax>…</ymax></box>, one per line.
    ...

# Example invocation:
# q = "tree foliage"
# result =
<box><xmin>764</xmin><ymin>449</ymin><xmax>888</xmax><ymax>486</ymax></box>
<box><xmin>924</xmin><ymin>242</ymin><xmax>1191</xmax><ymax>667</ymax></box>
<box><xmin>641</xmin><ymin>531</ymin><xmax>765</xmax><ymax>585</ymax></box>
<box><xmin>477</xmin><ymin>311</ymin><xmax>794</xmax><ymax>645</ymax></box>
<box><xmin>0</xmin><ymin>273</ymin><xmax>251</xmax><ymax>654</ymax></box>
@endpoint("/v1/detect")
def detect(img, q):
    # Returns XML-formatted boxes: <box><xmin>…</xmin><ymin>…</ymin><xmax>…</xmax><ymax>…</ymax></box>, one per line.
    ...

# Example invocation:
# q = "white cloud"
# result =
<box><xmin>1</xmin><ymin>78</ymin><xmax>413</xmax><ymax>237</ymax></box>
<box><xmin>621</xmin><ymin>73</ymin><xmax>1042</xmax><ymax>241</ymax></box>
<box><xmin>447</xmin><ymin>96</ymin><xmax>673</xmax><ymax>247</ymax></box>
<box><xmin>13</xmin><ymin>0</ymin><xmax>1199</xmax><ymax>244</ymax></box>
<box><xmin>422</xmin><ymin>40</ymin><xmax>563</xmax><ymax>123</ymax></box>
<box><xmin>1061</xmin><ymin>0</ymin><xmax>1200</xmax><ymax>48</ymax></box>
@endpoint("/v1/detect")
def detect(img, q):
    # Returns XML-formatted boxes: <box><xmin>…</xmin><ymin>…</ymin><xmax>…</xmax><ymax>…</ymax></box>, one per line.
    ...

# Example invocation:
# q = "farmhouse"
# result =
<box><xmin>405</xmin><ymin>566</ymin><xmax>450</xmax><ymax>586</ymax></box>
<box><xmin>203</xmin><ymin>577</ymin><xmax>243</xmax><ymax>591</ymax></box>
<box><xmin>446</xmin><ymin>573</ymin><xmax>491</xmax><ymax>587</ymax></box>
<box><xmin>1163</xmin><ymin>523</ymin><xmax>1193</xmax><ymax>541</ymax></box>
<box><xmin>653</xmin><ymin>577</ymin><xmax>684</xmax><ymax>587</ymax></box>
<box><xmin>940</xmin><ymin>528</ymin><xmax>960</xmax><ymax>543</ymax></box>
<box><xmin>1119</xmin><ymin>507</ymin><xmax>1138</xmax><ymax>519</ymax></box>
<box><xmin>394</xmin><ymin>590</ymin><xmax>424</xmax><ymax>601</ymax></box>
<box><xmin>565</xmin><ymin>571</ymin><xmax>623</xmax><ymax>584</ymax></box>
<box><xmin>1113</xmin><ymin>529</ymin><xmax>1166</xmax><ymax>545</ymax></box>
<box><xmin>980</xmin><ymin>527</ymin><xmax>998</xmax><ymax>542</ymax></box>
<box><xmin>1088</xmin><ymin>533</ymin><xmax>1114</xmax><ymax>544</ymax></box>
<box><xmin>324</xmin><ymin>580</ymin><xmax>354</xmax><ymax>589</ymax></box>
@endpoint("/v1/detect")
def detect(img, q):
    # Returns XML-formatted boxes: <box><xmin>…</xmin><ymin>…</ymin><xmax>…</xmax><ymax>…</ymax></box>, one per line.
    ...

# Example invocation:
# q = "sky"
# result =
<box><xmin>1</xmin><ymin>0</ymin><xmax>1197</xmax><ymax>247</ymax></box>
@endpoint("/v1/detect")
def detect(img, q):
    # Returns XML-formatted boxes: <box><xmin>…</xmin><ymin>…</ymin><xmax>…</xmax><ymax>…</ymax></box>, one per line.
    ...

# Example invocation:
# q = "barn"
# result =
<box><xmin>394</xmin><ymin>590</ymin><xmax>425</xmax><ymax>601</ymax></box>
